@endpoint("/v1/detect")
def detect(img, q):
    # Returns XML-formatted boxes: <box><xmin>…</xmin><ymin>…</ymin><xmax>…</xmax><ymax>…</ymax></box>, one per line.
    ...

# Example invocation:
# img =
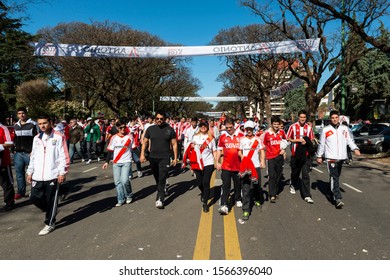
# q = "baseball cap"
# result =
<box><xmin>87</xmin><ymin>117</ymin><xmax>93</xmax><ymax>121</ymax></box>
<box><xmin>244</xmin><ymin>120</ymin><xmax>255</xmax><ymax>129</ymax></box>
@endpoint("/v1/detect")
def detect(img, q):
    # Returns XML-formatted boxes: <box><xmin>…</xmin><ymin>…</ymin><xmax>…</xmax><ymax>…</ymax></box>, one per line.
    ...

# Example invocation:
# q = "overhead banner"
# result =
<box><xmin>270</xmin><ymin>78</ymin><xmax>304</xmax><ymax>99</ymax></box>
<box><xmin>160</xmin><ymin>96</ymin><xmax>248</xmax><ymax>102</ymax></box>
<box><xmin>31</xmin><ymin>38</ymin><xmax>320</xmax><ymax>58</ymax></box>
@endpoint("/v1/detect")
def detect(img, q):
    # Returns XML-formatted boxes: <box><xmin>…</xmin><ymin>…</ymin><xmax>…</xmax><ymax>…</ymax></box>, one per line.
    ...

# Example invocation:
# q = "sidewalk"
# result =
<box><xmin>354</xmin><ymin>152</ymin><xmax>390</xmax><ymax>171</ymax></box>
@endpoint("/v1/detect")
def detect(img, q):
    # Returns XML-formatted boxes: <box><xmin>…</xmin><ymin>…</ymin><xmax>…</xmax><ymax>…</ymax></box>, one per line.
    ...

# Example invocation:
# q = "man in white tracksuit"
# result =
<box><xmin>316</xmin><ymin>110</ymin><xmax>360</xmax><ymax>209</ymax></box>
<box><xmin>27</xmin><ymin>115</ymin><xmax>70</xmax><ymax>236</ymax></box>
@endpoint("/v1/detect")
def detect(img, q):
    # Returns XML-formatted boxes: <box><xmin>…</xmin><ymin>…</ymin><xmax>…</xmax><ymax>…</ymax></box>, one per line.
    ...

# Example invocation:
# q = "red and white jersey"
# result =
<box><xmin>107</xmin><ymin>134</ymin><xmax>133</xmax><ymax>164</ymax></box>
<box><xmin>217</xmin><ymin>133</ymin><xmax>242</xmax><ymax>171</ymax></box>
<box><xmin>0</xmin><ymin>124</ymin><xmax>13</xmax><ymax>167</ymax></box>
<box><xmin>129</xmin><ymin>124</ymin><xmax>141</xmax><ymax>148</ymax></box>
<box><xmin>173</xmin><ymin>122</ymin><xmax>182</xmax><ymax>140</ymax></box>
<box><xmin>106</xmin><ymin>125</ymin><xmax>114</xmax><ymax>134</ymax></box>
<box><xmin>239</xmin><ymin>136</ymin><xmax>264</xmax><ymax>168</ymax></box>
<box><xmin>180</xmin><ymin>121</ymin><xmax>189</xmax><ymax>136</ymax></box>
<box><xmin>184</xmin><ymin>125</ymin><xmax>198</xmax><ymax>149</ymax></box>
<box><xmin>192</xmin><ymin>133</ymin><xmax>217</xmax><ymax>167</ymax></box>
<box><xmin>286</xmin><ymin>122</ymin><xmax>314</xmax><ymax>156</ymax></box>
<box><xmin>262</xmin><ymin>128</ymin><xmax>286</xmax><ymax>160</ymax></box>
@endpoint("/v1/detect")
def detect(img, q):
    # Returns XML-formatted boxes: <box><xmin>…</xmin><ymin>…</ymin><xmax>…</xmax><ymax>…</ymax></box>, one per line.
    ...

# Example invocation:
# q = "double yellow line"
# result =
<box><xmin>193</xmin><ymin>171</ymin><xmax>242</xmax><ymax>260</ymax></box>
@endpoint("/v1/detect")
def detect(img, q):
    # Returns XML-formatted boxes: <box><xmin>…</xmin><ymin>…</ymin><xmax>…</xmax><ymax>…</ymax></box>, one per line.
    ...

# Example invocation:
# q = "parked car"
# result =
<box><xmin>354</xmin><ymin>127</ymin><xmax>390</xmax><ymax>153</ymax></box>
<box><xmin>351</xmin><ymin>123</ymin><xmax>388</xmax><ymax>137</ymax></box>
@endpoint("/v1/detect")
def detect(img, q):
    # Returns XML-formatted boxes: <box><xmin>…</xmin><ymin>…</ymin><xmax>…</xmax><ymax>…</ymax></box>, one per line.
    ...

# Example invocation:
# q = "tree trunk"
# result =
<box><xmin>305</xmin><ymin>86</ymin><xmax>320</xmax><ymax>122</ymax></box>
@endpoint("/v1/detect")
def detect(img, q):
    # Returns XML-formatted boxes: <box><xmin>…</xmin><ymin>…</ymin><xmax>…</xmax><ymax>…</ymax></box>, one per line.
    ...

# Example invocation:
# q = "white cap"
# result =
<box><xmin>244</xmin><ymin>120</ymin><xmax>255</xmax><ymax>129</ymax></box>
<box><xmin>87</xmin><ymin>117</ymin><xmax>93</xmax><ymax>121</ymax></box>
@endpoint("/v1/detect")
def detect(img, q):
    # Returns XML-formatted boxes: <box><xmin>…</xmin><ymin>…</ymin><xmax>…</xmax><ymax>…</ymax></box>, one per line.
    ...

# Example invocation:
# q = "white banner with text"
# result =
<box><xmin>32</xmin><ymin>38</ymin><xmax>320</xmax><ymax>58</ymax></box>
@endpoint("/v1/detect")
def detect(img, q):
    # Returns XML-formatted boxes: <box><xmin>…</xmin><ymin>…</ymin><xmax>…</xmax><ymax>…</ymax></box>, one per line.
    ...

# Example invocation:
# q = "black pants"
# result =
<box><xmin>327</xmin><ymin>161</ymin><xmax>344</xmax><ymax>200</ymax></box>
<box><xmin>267</xmin><ymin>155</ymin><xmax>284</xmax><ymax>197</ymax></box>
<box><xmin>220</xmin><ymin>169</ymin><xmax>241</xmax><ymax>206</ymax></box>
<box><xmin>149</xmin><ymin>157</ymin><xmax>170</xmax><ymax>202</ymax></box>
<box><xmin>290</xmin><ymin>157</ymin><xmax>312</xmax><ymax>198</ymax></box>
<box><xmin>194</xmin><ymin>165</ymin><xmax>214</xmax><ymax>205</ymax></box>
<box><xmin>241</xmin><ymin>167</ymin><xmax>262</xmax><ymax>212</ymax></box>
<box><xmin>30</xmin><ymin>180</ymin><xmax>60</xmax><ymax>226</ymax></box>
<box><xmin>0</xmin><ymin>166</ymin><xmax>14</xmax><ymax>205</ymax></box>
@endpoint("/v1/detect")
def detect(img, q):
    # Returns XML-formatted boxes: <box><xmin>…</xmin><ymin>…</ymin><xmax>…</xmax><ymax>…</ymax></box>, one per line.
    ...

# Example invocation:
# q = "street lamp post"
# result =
<box><xmin>340</xmin><ymin>0</ymin><xmax>347</xmax><ymax>115</ymax></box>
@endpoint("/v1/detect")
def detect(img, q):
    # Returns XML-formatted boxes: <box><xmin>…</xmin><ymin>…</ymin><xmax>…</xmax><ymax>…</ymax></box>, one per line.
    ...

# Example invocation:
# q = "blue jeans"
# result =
<box><xmin>14</xmin><ymin>152</ymin><xmax>30</xmax><ymax>196</ymax></box>
<box><xmin>69</xmin><ymin>142</ymin><xmax>83</xmax><ymax>163</ymax></box>
<box><xmin>129</xmin><ymin>148</ymin><xmax>141</xmax><ymax>177</ymax></box>
<box><xmin>112</xmin><ymin>162</ymin><xmax>133</xmax><ymax>204</ymax></box>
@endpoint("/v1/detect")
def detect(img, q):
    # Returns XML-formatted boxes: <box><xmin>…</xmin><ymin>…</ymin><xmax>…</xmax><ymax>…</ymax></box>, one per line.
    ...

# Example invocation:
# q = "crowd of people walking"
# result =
<box><xmin>0</xmin><ymin>107</ymin><xmax>360</xmax><ymax>235</ymax></box>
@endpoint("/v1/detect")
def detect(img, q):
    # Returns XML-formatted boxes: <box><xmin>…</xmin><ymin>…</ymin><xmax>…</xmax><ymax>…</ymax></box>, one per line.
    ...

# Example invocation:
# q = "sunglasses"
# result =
<box><xmin>156</xmin><ymin>117</ymin><xmax>164</xmax><ymax>120</ymax></box>
<box><xmin>118</xmin><ymin>126</ymin><xmax>126</xmax><ymax>129</ymax></box>
<box><xmin>225</xmin><ymin>126</ymin><xmax>233</xmax><ymax>129</ymax></box>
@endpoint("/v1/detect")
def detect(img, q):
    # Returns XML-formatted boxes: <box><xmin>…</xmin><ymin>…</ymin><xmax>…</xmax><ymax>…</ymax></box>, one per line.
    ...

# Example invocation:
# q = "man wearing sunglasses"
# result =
<box><xmin>140</xmin><ymin>112</ymin><xmax>178</xmax><ymax>209</ymax></box>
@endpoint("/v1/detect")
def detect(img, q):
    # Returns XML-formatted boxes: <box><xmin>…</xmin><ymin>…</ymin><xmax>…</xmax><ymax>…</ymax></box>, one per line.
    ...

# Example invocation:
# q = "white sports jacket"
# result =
<box><xmin>316</xmin><ymin>124</ymin><xmax>358</xmax><ymax>160</ymax></box>
<box><xmin>27</xmin><ymin>130</ymin><xmax>70</xmax><ymax>181</ymax></box>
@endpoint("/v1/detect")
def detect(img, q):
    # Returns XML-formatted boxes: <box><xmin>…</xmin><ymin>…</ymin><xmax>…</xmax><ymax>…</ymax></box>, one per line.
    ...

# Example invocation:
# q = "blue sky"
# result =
<box><xmin>21</xmin><ymin>0</ymin><xmax>260</xmax><ymax>98</ymax></box>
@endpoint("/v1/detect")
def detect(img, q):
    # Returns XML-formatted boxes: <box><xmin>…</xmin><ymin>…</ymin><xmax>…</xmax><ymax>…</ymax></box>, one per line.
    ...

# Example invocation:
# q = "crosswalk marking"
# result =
<box><xmin>83</xmin><ymin>167</ymin><xmax>97</xmax><ymax>173</ymax></box>
<box><xmin>312</xmin><ymin>167</ymin><xmax>324</xmax><ymax>173</ymax></box>
<box><xmin>342</xmin><ymin>183</ymin><xmax>363</xmax><ymax>193</ymax></box>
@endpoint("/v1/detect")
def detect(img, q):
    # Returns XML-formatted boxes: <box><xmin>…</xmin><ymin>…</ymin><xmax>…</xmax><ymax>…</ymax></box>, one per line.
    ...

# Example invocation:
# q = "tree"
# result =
<box><xmin>283</xmin><ymin>86</ymin><xmax>307</xmax><ymax>120</ymax></box>
<box><xmin>36</xmin><ymin>21</ymin><xmax>202</xmax><ymax>117</ymax></box>
<box><xmin>16</xmin><ymin>79</ymin><xmax>56</xmax><ymax>118</ymax></box>
<box><xmin>241</xmin><ymin>0</ymin><xmax>366</xmax><ymax>120</ymax></box>
<box><xmin>212</xmin><ymin>24</ymin><xmax>298</xmax><ymax>122</ymax></box>
<box><xmin>345</xmin><ymin>48</ymin><xmax>390</xmax><ymax>119</ymax></box>
<box><xmin>306</xmin><ymin>0</ymin><xmax>390</xmax><ymax>53</ymax></box>
<box><xmin>0</xmin><ymin>4</ymin><xmax>46</xmax><ymax>116</ymax></box>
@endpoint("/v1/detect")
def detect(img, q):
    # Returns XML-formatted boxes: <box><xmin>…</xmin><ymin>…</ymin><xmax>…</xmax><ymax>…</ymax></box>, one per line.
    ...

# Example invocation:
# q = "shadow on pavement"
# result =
<box><xmin>56</xmin><ymin>196</ymin><xmax>116</xmax><ymax>229</ymax></box>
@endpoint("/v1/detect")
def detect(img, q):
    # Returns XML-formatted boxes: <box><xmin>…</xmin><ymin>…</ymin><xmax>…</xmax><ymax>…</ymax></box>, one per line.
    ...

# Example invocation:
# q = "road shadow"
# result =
<box><xmin>164</xmin><ymin>178</ymin><xmax>198</xmax><ymax>206</ymax></box>
<box><xmin>313</xmin><ymin>180</ymin><xmax>334</xmax><ymax>205</ymax></box>
<box><xmin>59</xmin><ymin>179</ymin><xmax>114</xmax><ymax>207</ymax></box>
<box><xmin>56</xmin><ymin>196</ymin><xmax>116</xmax><ymax>229</ymax></box>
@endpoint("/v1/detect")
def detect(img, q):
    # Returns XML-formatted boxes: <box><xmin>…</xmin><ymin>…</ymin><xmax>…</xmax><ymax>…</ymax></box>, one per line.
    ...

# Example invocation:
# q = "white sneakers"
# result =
<box><xmin>236</xmin><ymin>201</ymin><xmax>243</xmax><ymax>208</ymax></box>
<box><xmin>38</xmin><ymin>225</ymin><xmax>55</xmax><ymax>236</ymax></box>
<box><xmin>304</xmin><ymin>197</ymin><xmax>314</xmax><ymax>204</ymax></box>
<box><xmin>115</xmin><ymin>202</ymin><xmax>123</xmax><ymax>207</ymax></box>
<box><xmin>289</xmin><ymin>185</ymin><xmax>296</xmax><ymax>194</ymax></box>
<box><xmin>137</xmin><ymin>171</ymin><xmax>143</xmax><ymax>178</ymax></box>
<box><xmin>155</xmin><ymin>200</ymin><xmax>164</xmax><ymax>209</ymax></box>
<box><xmin>126</xmin><ymin>197</ymin><xmax>132</xmax><ymax>204</ymax></box>
<box><xmin>86</xmin><ymin>159</ymin><xmax>92</xmax><ymax>164</ymax></box>
<box><xmin>218</xmin><ymin>205</ymin><xmax>229</xmax><ymax>215</ymax></box>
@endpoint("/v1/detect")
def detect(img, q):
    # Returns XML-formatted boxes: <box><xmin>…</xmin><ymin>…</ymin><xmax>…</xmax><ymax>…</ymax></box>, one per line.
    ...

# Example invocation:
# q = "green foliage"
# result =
<box><xmin>346</xmin><ymin>48</ymin><xmax>390</xmax><ymax>119</ymax></box>
<box><xmin>47</xmin><ymin>100</ymin><xmax>90</xmax><ymax>119</ymax></box>
<box><xmin>283</xmin><ymin>86</ymin><xmax>306</xmax><ymax>121</ymax></box>
<box><xmin>0</xmin><ymin>8</ymin><xmax>49</xmax><ymax>115</ymax></box>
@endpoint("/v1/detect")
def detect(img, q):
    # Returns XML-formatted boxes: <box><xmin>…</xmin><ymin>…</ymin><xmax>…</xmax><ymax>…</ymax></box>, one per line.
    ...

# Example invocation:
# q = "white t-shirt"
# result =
<box><xmin>107</xmin><ymin>134</ymin><xmax>133</xmax><ymax>164</ymax></box>
<box><xmin>239</xmin><ymin>136</ymin><xmax>264</xmax><ymax>168</ymax></box>
<box><xmin>192</xmin><ymin>133</ymin><xmax>216</xmax><ymax>167</ymax></box>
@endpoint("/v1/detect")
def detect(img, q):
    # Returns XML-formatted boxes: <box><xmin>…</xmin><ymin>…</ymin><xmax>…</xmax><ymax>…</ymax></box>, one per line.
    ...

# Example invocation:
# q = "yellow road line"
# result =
<box><xmin>223</xmin><ymin>207</ymin><xmax>242</xmax><ymax>260</ymax></box>
<box><xmin>193</xmin><ymin>170</ymin><xmax>216</xmax><ymax>260</ymax></box>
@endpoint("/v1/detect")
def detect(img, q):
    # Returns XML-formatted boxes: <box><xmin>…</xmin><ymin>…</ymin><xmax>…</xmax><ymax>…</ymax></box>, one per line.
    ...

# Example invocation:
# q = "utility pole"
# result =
<box><xmin>340</xmin><ymin>0</ymin><xmax>346</xmax><ymax>115</ymax></box>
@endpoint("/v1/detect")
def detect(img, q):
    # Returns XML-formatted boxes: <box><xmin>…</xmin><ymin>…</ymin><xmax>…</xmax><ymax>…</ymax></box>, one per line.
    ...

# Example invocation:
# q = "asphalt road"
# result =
<box><xmin>0</xmin><ymin>154</ymin><xmax>389</xmax><ymax>260</ymax></box>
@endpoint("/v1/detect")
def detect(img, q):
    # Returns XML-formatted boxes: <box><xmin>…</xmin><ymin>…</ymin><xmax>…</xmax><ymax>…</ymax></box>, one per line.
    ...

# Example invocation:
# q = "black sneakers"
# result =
<box><xmin>1</xmin><ymin>202</ymin><xmax>15</xmax><ymax>212</ymax></box>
